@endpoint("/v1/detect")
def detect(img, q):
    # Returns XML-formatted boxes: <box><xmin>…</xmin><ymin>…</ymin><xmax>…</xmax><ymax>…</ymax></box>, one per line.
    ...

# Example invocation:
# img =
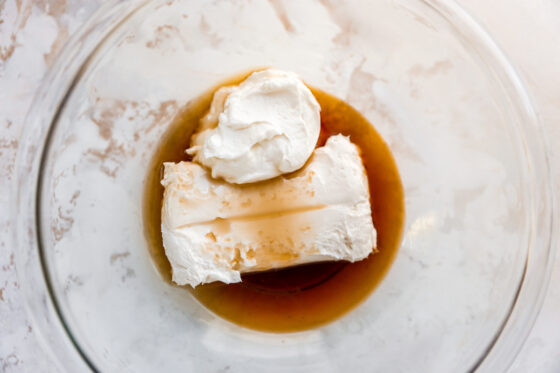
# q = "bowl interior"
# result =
<box><xmin>38</xmin><ymin>0</ymin><xmax>533</xmax><ymax>371</ymax></box>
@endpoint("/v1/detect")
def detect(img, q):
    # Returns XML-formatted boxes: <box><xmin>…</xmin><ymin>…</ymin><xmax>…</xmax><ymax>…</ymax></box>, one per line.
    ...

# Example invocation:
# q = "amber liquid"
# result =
<box><xmin>144</xmin><ymin>72</ymin><xmax>405</xmax><ymax>332</ymax></box>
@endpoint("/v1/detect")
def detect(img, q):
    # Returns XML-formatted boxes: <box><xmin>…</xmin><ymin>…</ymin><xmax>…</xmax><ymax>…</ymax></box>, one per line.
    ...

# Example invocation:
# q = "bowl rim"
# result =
<box><xmin>12</xmin><ymin>0</ymin><xmax>557</xmax><ymax>372</ymax></box>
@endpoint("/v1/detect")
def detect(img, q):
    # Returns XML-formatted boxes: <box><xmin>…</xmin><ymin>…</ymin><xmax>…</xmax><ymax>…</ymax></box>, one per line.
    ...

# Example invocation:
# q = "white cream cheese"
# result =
<box><xmin>187</xmin><ymin>69</ymin><xmax>321</xmax><ymax>184</ymax></box>
<box><xmin>162</xmin><ymin>135</ymin><xmax>376</xmax><ymax>287</ymax></box>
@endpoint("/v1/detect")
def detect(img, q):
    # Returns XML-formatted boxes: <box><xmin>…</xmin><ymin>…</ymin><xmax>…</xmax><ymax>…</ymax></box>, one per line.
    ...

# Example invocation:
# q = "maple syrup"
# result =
<box><xmin>143</xmin><ymin>71</ymin><xmax>405</xmax><ymax>332</ymax></box>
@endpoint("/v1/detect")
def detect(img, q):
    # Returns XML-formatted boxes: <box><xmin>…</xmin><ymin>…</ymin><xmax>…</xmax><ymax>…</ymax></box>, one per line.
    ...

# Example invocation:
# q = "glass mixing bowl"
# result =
<box><xmin>13</xmin><ymin>0</ymin><xmax>557</xmax><ymax>372</ymax></box>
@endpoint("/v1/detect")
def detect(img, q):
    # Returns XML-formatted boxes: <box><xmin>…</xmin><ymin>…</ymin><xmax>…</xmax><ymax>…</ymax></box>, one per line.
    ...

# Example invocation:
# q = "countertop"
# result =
<box><xmin>0</xmin><ymin>0</ymin><xmax>558</xmax><ymax>371</ymax></box>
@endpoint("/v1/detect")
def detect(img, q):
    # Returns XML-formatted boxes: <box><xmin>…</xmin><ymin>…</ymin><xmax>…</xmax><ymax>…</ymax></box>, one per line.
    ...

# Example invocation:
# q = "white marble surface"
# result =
<box><xmin>0</xmin><ymin>0</ymin><xmax>558</xmax><ymax>372</ymax></box>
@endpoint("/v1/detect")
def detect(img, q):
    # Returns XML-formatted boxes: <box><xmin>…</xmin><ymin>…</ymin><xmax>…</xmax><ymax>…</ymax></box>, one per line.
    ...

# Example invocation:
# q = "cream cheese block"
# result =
<box><xmin>161</xmin><ymin>135</ymin><xmax>376</xmax><ymax>287</ymax></box>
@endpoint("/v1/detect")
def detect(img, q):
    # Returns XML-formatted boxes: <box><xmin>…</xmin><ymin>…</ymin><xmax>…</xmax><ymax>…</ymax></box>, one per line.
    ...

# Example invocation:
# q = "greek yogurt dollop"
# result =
<box><xmin>187</xmin><ymin>69</ymin><xmax>321</xmax><ymax>184</ymax></box>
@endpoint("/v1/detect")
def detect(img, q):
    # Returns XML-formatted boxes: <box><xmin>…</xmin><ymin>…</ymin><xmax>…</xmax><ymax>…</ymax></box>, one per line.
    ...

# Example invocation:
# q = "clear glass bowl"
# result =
<box><xmin>13</xmin><ymin>0</ymin><xmax>557</xmax><ymax>372</ymax></box>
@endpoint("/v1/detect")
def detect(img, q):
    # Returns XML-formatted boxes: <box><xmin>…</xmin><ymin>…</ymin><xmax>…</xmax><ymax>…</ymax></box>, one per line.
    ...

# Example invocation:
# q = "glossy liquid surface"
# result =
<box><xmin>144</xmin><ymin>73</ymin><xmax>405</xmax><ymax>332</ymax></box>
